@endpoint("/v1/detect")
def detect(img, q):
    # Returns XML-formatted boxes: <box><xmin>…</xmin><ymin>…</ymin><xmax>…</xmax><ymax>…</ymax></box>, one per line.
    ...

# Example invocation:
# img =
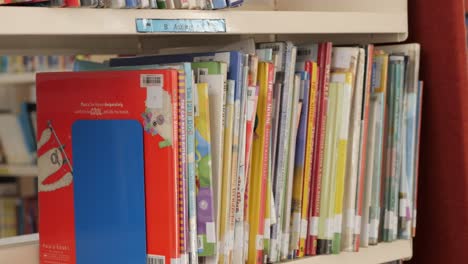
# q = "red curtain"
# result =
<box><xmin>408</xmin><ymin>0</ymin><xmax>468</xmax><ymax>263</ymax></box>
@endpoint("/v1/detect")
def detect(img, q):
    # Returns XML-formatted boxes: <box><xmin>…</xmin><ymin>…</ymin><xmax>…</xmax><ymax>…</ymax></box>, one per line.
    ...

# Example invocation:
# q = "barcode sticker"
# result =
<box><xmin>147</xmin><ymin>255</ymin><xmax>165</xmax><ymax>264</ymax></box>
<box><xmin>369</xmin><ymin>219</ymin><xmax>379</xmax><ymax>239</ymax></box>
<box><xmin>309</xmin><ymin>216</ymin><xmax>319</xmax><ymax>236</ymax></box>
<box><xmin>334</xmin><ymin>214</ymin><xmax>342</xmax><ymax>233</ymax></box>
<box><xmin>346</xmin><ymin>209</ymin><xmax>355</xmax><ymax>229</ymax></box>
<box><xmin>264</xmin><ymin>218</ymin><xmax>271</xmax><ymax>239</ymax></box>
<box><xmin>354</xmin><ymin>215</ymin><xmax>361</xmax><ymax>235</ymax></box>
<box><xmin>198</xmin><ymin>235</ymin><xmax>204</xmax><ymax>250</ymax></box>
<box><xmin>206</xmin><ymin>222</ymin><xmax>216</xmax><ymax>243</ymax></box>
<box><xmin>300</xmin><ymin>219</ymin><xmax>308</xmax><ymax>239</ymax></box>
<box><xmin>141</xmin><ymin>74</ymin><xmax>164</xmax><ymax>109</ymax></box>
<box><xmin>141</xmin><ymin>74</ymin><xmax>164</xmax><ymax>87</ymax></box>
<box><xmin>325</xmin><ymin>218</ymin><xmax>334</xmax><ymax>239</ymax></box>
<box><xmin>399</xmin><ymin>198</ymin><xmax>407</xmax><ymax>217</ymax></box>
<box><xmin>256</xmin><ymin>235</ymin><xmax>264</xmax><ymax>250</ymax></box>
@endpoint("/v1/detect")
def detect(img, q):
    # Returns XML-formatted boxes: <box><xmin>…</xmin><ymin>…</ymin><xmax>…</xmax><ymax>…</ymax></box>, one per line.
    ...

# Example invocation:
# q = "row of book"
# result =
<box><xmin>0</xmin><ymin>0</ymin><xmax>243</xmax><ymax>8</ymax></box>
<box><xmin>0</xmin><ymin>103</ymin><xmax>37</xmax><ymax>165</ymax></box>
<box><xmin>0</xmin><ymin>179</ymin><xmax>38</xmax><ymax>238</ymax></box>
<box><xmin>0</xmin><ymin>56</ymin><xmax>74</xmax><ymax>74</ymax></box>
<box><xmin>36</xmin><ymin>40</ymin><xmax>422</xmax><ymax>264</ymax></box>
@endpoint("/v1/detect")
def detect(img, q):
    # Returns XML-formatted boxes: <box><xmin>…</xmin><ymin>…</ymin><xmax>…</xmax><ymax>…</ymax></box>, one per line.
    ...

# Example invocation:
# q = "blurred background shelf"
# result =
<box><xmin>0</xmin><ymin>165</ymin><xmax>38</xmax><ymax>177</ymax></box>
<box><xmin>0</xmin><ymin>73</ymin><xmax>35</xmax><ymax>85</ymax></box>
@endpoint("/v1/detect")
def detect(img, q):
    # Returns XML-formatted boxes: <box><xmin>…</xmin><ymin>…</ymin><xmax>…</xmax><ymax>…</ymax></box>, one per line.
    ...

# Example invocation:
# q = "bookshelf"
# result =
<box><xmin>0</xmin><ymin>0</ymin><xmax>407</xmax><ymax>54</ymax></box>
<box><xmin>0</xmin><ymin>234</ymin><xmax>410</xmax><ymax>264</ymax></box>
<box><xmin>0</xmin><ymin>165</ymin><xmax>37</xmax><ymax>177</ymax></box>
<box><xmin>0</xmin><ymin>0</ymin><xmax>412</xmax><ymax>263</ymax></box>
<box><xmin>0</xmin><ymin>73</ymin><xmax>35</xmax><ymax>85</ymax></box>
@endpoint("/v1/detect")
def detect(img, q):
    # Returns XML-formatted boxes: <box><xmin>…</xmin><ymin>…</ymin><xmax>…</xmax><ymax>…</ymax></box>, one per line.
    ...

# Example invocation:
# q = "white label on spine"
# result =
<box><xmin>334</xmin><ymin>214</ymin><xmax>343</xmax><ymax>233</ymax></box>
<box><xmin>264</xmin><ymin>218</ymin><xmax>271</xmax><ymax>239</ymax></box>
<box><xmin>399</xmin><ymin>198</ymin><xmax>407</xmax><ymax>217</ymax></box>
<box><xmin>300</xmin><ymin>219</ymin><xmax>308</xmax><ymax>239</ymax></box>
<box><xmin>332</xmin><ymin>50</ymin><xmax>352</xmax><ymax>69</ymax></box>
<box><xmin>412</xmin><ymin>210</ymin><xmax>417</xmax><ymax>228</ymax></box>
<box><xmin>281</xmin><ymin>233</ymin><xmax>290</xmax><ymax>257</ymax></box>
<box><xmin>309</xmin><ymin>217</ymin><xmax>319</xmax><ymax>236</ymax></box>
<box><xmin>369</xmin><ymin>219</ymin><xmax>379</xmax><ymax>239</ymax></box>
<box><xmin>392</xmin><ymin>215</ymin><xmax>398</xmax><ymax>232</ymax></box>
<box><xmin>256</xmin><ymin>235</ymin><xmax>264</xmax><ymax>250</ymax></box>
<box><xmin>354</xmin><ymin>215</ymin><xmax>361</xmax><ymax>235</ymax></box>
<box><xmin>384</xmin><ymin>210</ymin><xmax>391</xmax><ymax>229</ymax></box>
<box><xmin>325</xmin><ymin>218</ymin><xmax>334</xmax><ymax>239</ymax></box>
<box><xmin>206</xmin><ymin>222</ymin><xmax>216</xmax><ymax>243</ymax></box>
<box><xmin>346</xmin><ymin>209</ymin><xmax>355</xmax><ymax>229</ymax></box>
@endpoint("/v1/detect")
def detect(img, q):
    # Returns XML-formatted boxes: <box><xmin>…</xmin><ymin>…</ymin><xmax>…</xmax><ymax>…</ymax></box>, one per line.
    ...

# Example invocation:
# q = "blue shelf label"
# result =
<box><xmin>136</xmin><ymin>19</ymin><xmax>226</xmax><ymax>33</ymax></box>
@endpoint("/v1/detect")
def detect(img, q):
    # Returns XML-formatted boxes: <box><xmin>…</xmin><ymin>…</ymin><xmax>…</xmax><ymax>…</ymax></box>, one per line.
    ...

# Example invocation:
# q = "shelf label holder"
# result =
<box><xmin>136</xmin><ymin>19</ymin><xmax>226</xmax><ymax>33</ymax></box>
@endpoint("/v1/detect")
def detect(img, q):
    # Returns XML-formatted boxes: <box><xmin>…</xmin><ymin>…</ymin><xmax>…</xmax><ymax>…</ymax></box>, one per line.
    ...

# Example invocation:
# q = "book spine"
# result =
<box><xmin>178</xmin><ymin>70</ymin><xmax>189</xmax><ymax>264</ymax></box>
<box><xmin>247</xmin><ymin>62</ymin><xmax>273</xmax><ymax>264</ymax></box>
<box><xmin>281</xmin><ymin>72</ymin><xmax>301</xmax><ymax>260</ymax></box>
<box><xmin>290</xmin><ymin>71</ymin><xmax>311</xmax><ymax>258</ymax></box>
<box><xmin>412</xmin><ymin>81</ymin><xmax>423</xmax><ymax>238</ymax></box>
<box><xmin>157</xmin><ymin>0</ymin><xmax>167</xmax><ymax>8</ymax></box>
<box><xmin>233</xmin><ymin>59</ymin><xmax>250</xmax><ymax>264</ymax></box>
<box><xmin>186</xmin><ymin>71</ymin><xmax>199</xmax><ymax>264</ymax></box>
<box><xmin>298</xmin><ymin>62</ymin><xmax>318</xmax><ymax>258</ymax></box>
<box><xmin>309</xmin><ymin>42</ymin><xmax>332</xmax><ymax>255</ymax></box>
<box><xmin>219</xmin><ymin>80</ymin><xmax>235</xmax><ymax>264</ymax></box>
<box><xmin>369</xmin><ymin>53</ymin><xmax>389</xmax><ymax>245</ymax></box>
<box><xmin>332</xmin><ymin>73</ymin><xmax>354</xmax><ymax>254</ymax></box>
<box><xmin>195</xmin><ymin>83</ymin><xmax>216</xmax><ymax>256</ymax></box>
<box><xmin>171</xmin><ymin>79</ymin><xmax>182</xmax><ymax>262</ymax></box>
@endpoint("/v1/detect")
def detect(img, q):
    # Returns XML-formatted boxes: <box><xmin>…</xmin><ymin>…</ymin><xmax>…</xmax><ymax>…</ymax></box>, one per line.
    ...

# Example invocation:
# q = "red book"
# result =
<box><xmin>353</xmin><ymin>44</ymin><xmax>374</xmax><ymax>251</ymax></box>
<box><xmin>37</xmin><ymin>70</ymin><xmax>180</xmax><ymax>264</ymax></box>
<box><xmin>306</xmin><ymin>42</ymin><xmax>332</xmax><ymax>256</ymax></box>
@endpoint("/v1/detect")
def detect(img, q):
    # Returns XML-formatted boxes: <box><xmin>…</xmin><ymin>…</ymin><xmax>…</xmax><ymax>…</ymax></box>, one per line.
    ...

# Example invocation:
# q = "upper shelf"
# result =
<box><xmin>0</xmin><ymin>73</ymin><xmax>35</xmax><ymax>85</ymax></box>
<box><xmin>0</xmin><ymin>0</ymin><xmax>408</xmax><ymax>54</ymax></box>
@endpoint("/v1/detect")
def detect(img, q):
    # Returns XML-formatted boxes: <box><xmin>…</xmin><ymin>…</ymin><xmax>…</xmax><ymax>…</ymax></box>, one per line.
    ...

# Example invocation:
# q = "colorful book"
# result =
<box><xmin>281</xmin><ymin>73</ymin><xmax>302</xmax><ymax>260</ymax></box>
<box><xmin>297</xmin><ymin>61</ymin><xmax>319</xmax><ymax>258</ymax></box>
<box><xmin>330</xmin><ymin>47</ymin><xmax>363</xmax><ymax>252</ymax></box>
<box><xmin>194</xmin><ymin>82</ymin><xmax>216</xmax><ymax>256</ymax></box>
<box><xmin>317</xmin><ymin>81</ymin><xmax>340</xmax><ymax>255</ymax></box>
<box><xmin>289</xmin><ymin>70</ymin><xmax>311</xmax><ymax>258</ymax></box>
<box><xmin>0</xmin><ymin>114</ymin><xmax>36</xmax><ymax>165</ymax></box>
<box><xmin>308</xmin><ymin>42</ymin><xmax>333</xmax><ymax>256</ymax></box>
<box><xmin>412</xmin><ymin>81</ymin><xmax>423</xmax><ymax>238</ymax></box>
<box><xmin>258</xmin><ymin>42</ymin><xmax>296</xmax><ymax>263</ymax></box>
<box><xmin>37</xmin><ymin>69</ymin><xmax>180</xmax><ymax>264</ymax></box>
<box><xmin>247</xmin><ymin>62</ymin><xmax>274</xmax><ymax>264</ymax></box>
<box><xmin>356</xmin><ymin>44</ymin><xmax>374</xmax><ymax>250</ymax></box>
<box><xmin>367</xmin><ymin>52</ymin><xmax>389</xmax><ymax>245</ymax></box>
<box><xmin>330</xmin><ymin>72</ymin><xmax>354</xmax><ymax>254</ymax></box>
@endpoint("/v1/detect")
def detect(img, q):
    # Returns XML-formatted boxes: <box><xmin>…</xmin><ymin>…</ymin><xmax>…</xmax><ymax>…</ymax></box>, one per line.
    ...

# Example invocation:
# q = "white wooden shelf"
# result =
<box><xmin>0</xmin><ymin>164</ymin><xmax>38</xmax><ymax>177</ymax></box>
<box><xmin>0</xmin><ymin>73</ymin><xmax>35</xmax><ymax>85</ymax></box>
<box><xmin>0</xmin><ymin>234</ymin><xmax>410</xmax><ymax>264</ymax></box>
<box><xmin>0</xmin><ymin>234</ymin><xmax>39</xmax><ymax>264</ymax></box>
<box><xmin>0</xmin><ymin>0</ymin><xmax>408</xmax><ymax>54</ymax></box>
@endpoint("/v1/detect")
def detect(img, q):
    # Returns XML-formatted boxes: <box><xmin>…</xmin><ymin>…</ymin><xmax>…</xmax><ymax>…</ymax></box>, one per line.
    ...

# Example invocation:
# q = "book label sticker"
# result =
<box><xmin>136</xmin><ymin>19</ymin><xmax>226</xmax><ymax>33</ymax></box>
<box><xmin>309</xmin><ymin>216</ymin><xmax>319</xmax><ymax>236</ymax></box>
<box><xmin>354</xmin><ymin>215</ymin><xmax>361</xmax><ymax>235</ymax></box>
<box><xmin>300</xmin><ymin>219</ymin><xmax>308</xmax><ymax>239</ymax></box>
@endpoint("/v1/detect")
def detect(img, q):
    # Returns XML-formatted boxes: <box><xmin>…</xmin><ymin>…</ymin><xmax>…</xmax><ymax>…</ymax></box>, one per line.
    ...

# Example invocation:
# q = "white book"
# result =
<box><xmin>0</xmin><ymin>114</ymin><xmax>35</xmax><ymax>164</ymax></box>
<box><xmin>281</xmin><ymin>72</ymin><xmax>301</xmax><ymax>260</ymax></box>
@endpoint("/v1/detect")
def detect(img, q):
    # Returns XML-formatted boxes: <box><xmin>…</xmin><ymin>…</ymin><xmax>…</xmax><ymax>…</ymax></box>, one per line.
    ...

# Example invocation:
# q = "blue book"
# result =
<box><xmin>73</xmin><ymin>59</ymin><xmax>109</xmax><ymax>72</ymax></box>
<box><xmin>18</xmin><ymin>102</ymin><xmax>37</xmax><ymax>155</ymax></box>
<box><xmin>226</xmin><ymin>0</ymin><xmax>242</xmax><ymax>7</ymax></box>
<box><xmin>212</xmin><ymin>0</ymin><xmax>226</xmax><ymax>8</ymax></box>
<box><xmin>125</xmin><ymin>0</ymin><xmax>139</xmax><ymax>8</ymax></box>
<box><xmin>72</xmin><ymin>119</ymin><xmax>147</xmax><ymax>264</ymax></box>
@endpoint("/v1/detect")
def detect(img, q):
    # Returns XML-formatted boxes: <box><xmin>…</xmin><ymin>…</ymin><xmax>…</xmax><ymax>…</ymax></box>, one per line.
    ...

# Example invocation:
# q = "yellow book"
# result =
<box><xmin>247</xmin><ymin>62</ymin><xmax>274</xmax><ymax>264</ymax></box>
<box><xmin>331</xmin><ymin>72</ymin><xmax>354</xmax><ymax>254</ymax></box>
<box><xmin>219</xmin><ymin>80</ymin><xmax>235</xmax><ymax>264</ymax></box>
<box><xmin>297</xmin><ymin>62</ymin><xmax>319</xmax><ymax>257</ymax></box>
<box><xmin>317</xmin><ymin>82</ymin><xmax>340</xmax><ymax>254</ymax></box>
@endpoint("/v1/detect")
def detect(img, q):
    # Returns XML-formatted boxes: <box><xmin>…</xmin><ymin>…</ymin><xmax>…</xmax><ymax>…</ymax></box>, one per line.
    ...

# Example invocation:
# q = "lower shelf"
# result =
<box><xmin>0</xmin><ymin>233</ymin><xmax>411</xmax><ymax>264</ymax></box>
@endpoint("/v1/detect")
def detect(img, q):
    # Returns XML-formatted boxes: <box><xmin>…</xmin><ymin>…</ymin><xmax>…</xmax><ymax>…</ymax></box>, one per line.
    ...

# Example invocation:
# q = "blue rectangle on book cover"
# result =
<box><xmin>72</xmin><ymin>119</ymin><xmax>146</xmax><ymax>264</ymax></box>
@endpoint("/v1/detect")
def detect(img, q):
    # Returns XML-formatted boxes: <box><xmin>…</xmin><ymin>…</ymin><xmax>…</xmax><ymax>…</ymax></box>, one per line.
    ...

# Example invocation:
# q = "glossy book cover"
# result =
<box><xmin>37</xmin><ymin>70</ymin><xmax>180</xmax><ymax>264</ymax></box>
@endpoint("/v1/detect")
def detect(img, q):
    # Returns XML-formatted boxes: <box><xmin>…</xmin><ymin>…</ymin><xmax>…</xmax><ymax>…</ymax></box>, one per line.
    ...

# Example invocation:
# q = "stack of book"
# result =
<box><xmin>36</xmin><ymin>40</ymin><xmax>422</xmax><ymax>264</ymax></box>
<box><xmin>0</xmin><ymin>0</ymin><xmax>245</xmax><ymax>9</ymax></box>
